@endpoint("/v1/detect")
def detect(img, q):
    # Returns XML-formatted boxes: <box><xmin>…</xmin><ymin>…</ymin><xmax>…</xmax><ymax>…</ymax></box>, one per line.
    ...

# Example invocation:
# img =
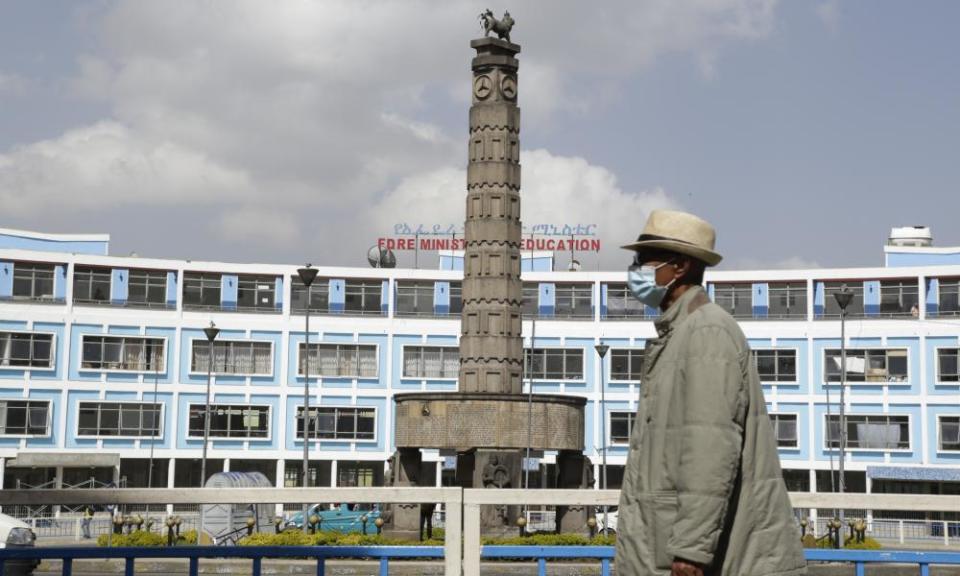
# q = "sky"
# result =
<box><xmin>1</xmin><ymin>0</ymin><xmax>958</xmax><ymax>271</ymax></box>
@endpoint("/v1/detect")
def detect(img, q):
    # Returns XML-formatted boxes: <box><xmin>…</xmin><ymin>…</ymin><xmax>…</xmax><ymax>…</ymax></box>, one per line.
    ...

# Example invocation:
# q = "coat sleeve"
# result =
<box><xmin>666</xmin><ymin>325</ymin><xmax>746</xmax><ymax>566</ymax></box>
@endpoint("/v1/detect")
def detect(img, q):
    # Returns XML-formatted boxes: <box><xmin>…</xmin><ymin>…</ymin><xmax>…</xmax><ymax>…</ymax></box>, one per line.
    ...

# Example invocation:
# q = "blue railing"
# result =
<box><xmin>3</xmin><ymin>545</ymin><xmax>959</xmax><ymax>576</ymax></box>
<box><xmin>0</xmin><ymin>545</ymin><xmax>443</xmax><ymax>576</ymax></box>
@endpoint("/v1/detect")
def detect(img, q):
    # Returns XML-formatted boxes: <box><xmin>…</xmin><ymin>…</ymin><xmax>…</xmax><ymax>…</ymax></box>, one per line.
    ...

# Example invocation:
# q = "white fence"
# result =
<box><xmin>1</xmin><ymin>488</ymin><xmax>959</xmax><ymax>576</ymax></box>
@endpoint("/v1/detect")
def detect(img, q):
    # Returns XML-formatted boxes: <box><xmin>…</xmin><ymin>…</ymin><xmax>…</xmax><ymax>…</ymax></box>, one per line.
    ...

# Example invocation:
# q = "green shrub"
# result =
<box><xmin>802</xmin><ymin>534</ymin><xmax>881</xmax><ymax>550</ymax></box>
<box><xmin>97</xmin><ymin>530</ymin><xmax>166</xmax><ymax>547</ymax></box>
<box><xmin>177</xmin><ymin>529</ymin><xmax>198</xmax><ymax>545</ymax></box>
<box><xmin>483</xmin><ymin>533</ymin><xmax>613</xmax><ymax>546</ymax></box>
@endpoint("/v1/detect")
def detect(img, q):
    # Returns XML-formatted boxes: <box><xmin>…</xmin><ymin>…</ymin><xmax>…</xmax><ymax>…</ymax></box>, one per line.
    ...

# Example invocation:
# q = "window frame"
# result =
<box><xmin>711</xmin><ymin>283</ymin><xmax>754</xmax><ymax>318</ymax></box>
<box><xmin>523</xmin><ymin>347</ymin><xmax>586</xmax><ymax>382</ymax></box>
<box><xmin>126</xmin><ymin>269</ymin><xmax>169</xmax><ymax>307</ymax></box>
<box><xmin>290</xmin><ymin>280</ymin><xmax>331</xmax><ymax>314</ymax></box>
<box><xmin>0</xmin><ymin>330</ymin><xmax>56</xmax><ymax>370</ymax></box>
<box><xmin>767</xmin><ymin>282</ymin><xmax>808</xmax><ymax>320</ymax></box>
<box><xmin>822</xmin><ymin>413</ymin><xmax>912</xmax><ymax>452</ymax></box>
<box><xmin>768</xmin><ymin>412</ymin><xmax>800</xmax><ymax>449</ymax></box>
<box><xmin>608</xmin><ymin>410</ymin><xmax>636</xmax><ymax>446</ymax></box>
<box><xmin>936</xmin><ymin>278</ymin><xmax>960</xmax><ymax>316</ymax></box>
<box><xmin>188</xmin><ymin>338</ymin><xmax>275</xmax><ymax>377</ymax></box>
<box><xmin>934</xmin><ymin>346</ymin><xmax>960</xmax><ymax>384</ymax></box>
<box><xmin>235</xmin><ymin>275</ymin><xmax>278</xmax><ymax>312</ymax></box>
<box><xmin>822</xmin><ymin>347</ymin><xmax>910</xmax><ymax>385</ymax></box>
<box><xmin>79</xmin><ymin>334</ymin><xmax>168</xmax><ymax>374</ymax></box>
<box><xmin>294</xmin><ymin>405</ymin><xmax>378</xmax><ymax>443</ymax></box>
<box><xmin>182</xmin><ymin>272</ymin><xmax>223</xmax><ymax>310</ymax></box>
<box><xmin>343</xmin><ymin>280</ymin><xmax>383</xmax><ymax>315</ymax></box>
<box><xmin>296</xmin><ymin>343</ymin><xmax>380</xmax><ymax>379</ymax></box>
<box><xmin>751</xmin><ymin>348</ymin><xmax>799</xmax><ymax>384</ymax></box>
<box><xmin>609</xmin><ymin>348</ymin><xmax>644</xmax><ymax>382</ymax></box>
<box><xmin>936</xmin><ymin>414</ymin><xmax>960</xmax><ymax>453</ymax></box>
<box><xmin>185</xmin><ymin>403</ymin><xmax>272</xmax><ymax>441</ymax></box>
<box><xmin>0</xmin><ymin>398</ymin><xmax>52</xmax><ymax>437</ymax></box>
<box><xmin>75</xmin><ymin>401</ymin><xmax>164</xmax><ymax>439</ymax></box>
<box><xmin>10</xmin><ymin>262</ymin><xmax>57</xmax><ymax>301</ymax></box>
<box><xmin>394</xmin><ymin>282</ymin><xmax>437</xmax><ymax>317</ymax></box>
<box><xmin>400</xmin><ymin>345</ymin><xmax>460</xmax><ymax>380</ymax></box>
<box><xmin>71</xmin><ymin>266</ymin><xmax>113</xmax><ymax>305</ymax></box>
<box><xmin>878</xmin><ymin>279</ymin><xmax>920</xmax><ymax>317</ymax></box>
<box><xmin>553</xmin><ymin>283</ymin><xmax>594</xmax><ymax>319</ymax></box>
<box><xmin>448</xmin><ymin>282</ymin><xmax>463</xmax><ymax>315</ymax></box>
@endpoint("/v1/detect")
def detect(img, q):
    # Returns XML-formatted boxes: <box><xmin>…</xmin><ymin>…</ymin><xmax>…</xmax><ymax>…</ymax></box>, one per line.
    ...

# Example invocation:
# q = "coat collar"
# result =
<box><xmin>654</xmin><ymin>285</ymin><xmax>710</xmax><ymax>338</ymax></box>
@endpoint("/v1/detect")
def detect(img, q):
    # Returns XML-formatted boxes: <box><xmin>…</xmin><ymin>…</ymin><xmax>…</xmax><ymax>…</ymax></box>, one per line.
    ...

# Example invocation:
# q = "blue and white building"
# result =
<box><xmin>0</xmin><ymin>226</ymin><xmax>958</xmax><ymax>505</ymax></box>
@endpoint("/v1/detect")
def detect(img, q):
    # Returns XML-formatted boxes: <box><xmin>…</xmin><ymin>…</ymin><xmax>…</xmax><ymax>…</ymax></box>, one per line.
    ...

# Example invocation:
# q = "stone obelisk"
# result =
<box><xmin>458</xmin><ymin>37</ymin><xmax>523</xmax><ymax>396</ymax></box>
<box><xmin>391</xmin><ymin>29</ymin><xmax>588</xmax><ymax>539</ymax></box>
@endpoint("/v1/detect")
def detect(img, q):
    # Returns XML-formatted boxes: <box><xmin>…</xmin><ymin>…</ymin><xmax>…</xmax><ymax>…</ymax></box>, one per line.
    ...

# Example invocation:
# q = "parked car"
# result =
<box><xmin>283</xmin><ymin>503</ymin><xmax>381</xmax><ymax>534</ymax></box>
<box><xmin>595</xmin><ymin>507</ymin><xmax>618</xmax><ymax>535</ymax></box>
<box><xmin>0</xmin><ymin>512</ymin><xmax>39</xmax><ymax>576</ymax></box>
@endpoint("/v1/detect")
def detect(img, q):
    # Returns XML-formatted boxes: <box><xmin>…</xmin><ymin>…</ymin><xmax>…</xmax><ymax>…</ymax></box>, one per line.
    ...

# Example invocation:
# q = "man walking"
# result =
<box><xmin>615</xmin><ymin>210</ymin><xmax>806</xmax><ymax>576</ymax></box>
<box><xmin>81</xmin><ymin>505</ymin><xmax>94</xmax><ymax>539</ymax></box>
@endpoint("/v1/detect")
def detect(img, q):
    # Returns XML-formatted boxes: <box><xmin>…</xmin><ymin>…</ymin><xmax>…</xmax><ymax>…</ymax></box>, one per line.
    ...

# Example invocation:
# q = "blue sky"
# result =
<box><xmin>1</xmin><ymin>1</ymin><xmax>957</xmax><ymax>270</ymax></box>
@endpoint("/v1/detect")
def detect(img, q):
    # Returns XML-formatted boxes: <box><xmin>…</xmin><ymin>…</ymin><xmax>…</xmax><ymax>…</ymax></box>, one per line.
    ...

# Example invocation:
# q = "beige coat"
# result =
<box><xmin>615</xmin><ymin>286</ymin><xmax>806</xmax><ymax>576</ymax></box>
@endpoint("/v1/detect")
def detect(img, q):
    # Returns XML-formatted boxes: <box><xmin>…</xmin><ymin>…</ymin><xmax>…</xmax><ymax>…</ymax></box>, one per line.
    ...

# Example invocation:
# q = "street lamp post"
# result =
<box><xmin>297</xmin><ymin>264</ymin><xmax>319</xmax><ymax>534</ymax></box>
<box><xmin>594</xmin><ymin>343</ymin><xmax>610</xmax><ymax>534</ymax></box>
<box><xmin>833</xmin><ymin>284</ymin><xmax>854</xmax><ymax>547</ymax></box>
<box><xmin>199</xmin><ymin>321</ymin><xmax>220</xmax><ymax>542</ymax></box>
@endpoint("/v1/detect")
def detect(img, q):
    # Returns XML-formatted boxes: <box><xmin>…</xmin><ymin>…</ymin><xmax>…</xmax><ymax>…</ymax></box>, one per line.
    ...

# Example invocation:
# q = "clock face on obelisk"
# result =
<box><xmin>473</xmin><ymin>75</ymin><xmax>493</xmax><ymax>100</ymax></box>
<box><xmin>500</xmin><ymin>75</ymin><xmax>517</xmax><ymax>100</ymax></box>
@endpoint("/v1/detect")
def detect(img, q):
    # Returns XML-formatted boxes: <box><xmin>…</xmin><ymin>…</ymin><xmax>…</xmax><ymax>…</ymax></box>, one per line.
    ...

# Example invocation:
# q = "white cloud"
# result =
<box><xmin>1</xmin><ymin>0</ymin><xmax>779</xmax><ymax>263</ymax></box>
<box><xmin>731</xmin><ymin>255</ymin><xmax>822</xmax><ymax>270</ymax></box>
<box><xmin>0</xmin><ymin>121</ymin><xmax>254</xmax><ymax>218</ymax></box>
<box><xmin>217</xmin><ymin>208</ymin><xmax>301</xmax><ymax>250</ymax></box>
<box><xmin>816</xmin><ymin>0</ymin><xmax>840</xmax><ymax>33</ymax></box>
<box><xmin>369</xmin><ymin>150</ymin><xmax>679</xmax><ymax>269</ymax></box>
<box><xmin>0</xmin><ymin>72</ymin><xmax>27</xmax><ymax>95</ymax></box>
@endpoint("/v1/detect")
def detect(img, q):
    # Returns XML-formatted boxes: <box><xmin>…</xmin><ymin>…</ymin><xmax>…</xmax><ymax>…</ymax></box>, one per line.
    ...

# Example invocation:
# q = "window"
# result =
<box><xmin>521</xmin><ymin>283</ymin><xmax>539</xmax><ymax>316</ymax></box>
<box><xmin>0</xmin><ymin>332</ymin><xmax>54</xmax><ymax>368</ymax></box>
<box><xmin>77</xmin><ymin>402</ymin><xmax>161</xmax><ymax>437</ymax></box>
<box><xmin>879</xmin><ymin>280</ymin><xmax>919</xmax><ymax>316</ymax></box>
<box><xmin>300</xmin><ymin>343</ymin><xmax>378</xmax><ymax>378</ymax></box>
<box><xmin>769</xmin><ymin>414</ymin><xmax>798</xmax><ymax>448</ymax></box>
<box><xmin>603</xmin><ymin>283</ymin><xmax>646</xmax><ymax>319</ymax></box>
<box><xmin>610</xmin><ymin>411</ymin><xmax>636</xmax><ymax>444</ymax></box>
<box><xmin>938</xmin><ymin>349</ymin><xmax>959</xmax><ymax>382</ymax></box>
<box><xmin>939</xmin><ymin>278</ymin><xmax>960</xmax><ymax>316</ymax></box>
<box><xmin>524</xmin><ymin>348</ymin><xmax>584</xmax><ymax>380</ymax></box>
<box><xmin>191</xmin><ymin>340</ymin><xmax>272</xmax><ymax>375</ymax></box>
<box><xmin>11</xmin><ymin>262</ymin><xmax>56</xmax><ymax>301</ymax></box>
<box><xmin>236</xmin><ymin>275</ymin><xmax>276</xmax><ymax>311</ymax></box>
<box><xmin>295</xmin><ymin>406</ymin><xmax>376</xmax><ymax>441</ymax></box>
<box><xmin>610</xmin><ymin>349</ymin><xmax>644</xmax><ymax>381</ymax></box>
<box><xmin>449</xmin><ymin>282</ymin><xmax>463</xmax><ymax>315</ymax></box>
<box><xmin>403</xmin><ymin>346</ymin><xmax>459</xmax><ymax>378</ymax></box>
<box><xmin>0</xmin><ymin>400</ymin><xmax>49</xmax><ymax>435</ymax></box>
<box><xmin>291</xmin><ymin>280</ymin><xmax>330</xmax><ymax>313</ymax></box>
<box><xmin>768</xmin><ymin>282</ymin><xmax>807</xmax><ymax>319</ymax></box>
<box><xmin>188</xmin><ymin>404</ymin><xmax>269</xmax><ymax>439</ymax></box>
<box><xmin>183</xmin><ymin>273</ymin><xmax>222</xmax><ymax>309</ymax></box>
<box><xmin>712</xmin><ymin>284</ymin><xmax>753</xmax><ymax>318</ymax></box>
<box><xmin>344</xmin><ymin>281</ymin><xmax>382</xmax><ymax>314</ymax></box>
<box><xmin>395</xmin><ymin>282</ymin><xmax>435</xmax><ymax>316</ymax></box>
<box><xmin>822</xmin><ymin>282</ymin><xmax>864</xmax><ymax>317</ymax></box>
<box><xmin>939</xmin><ymin>416</ymin><xmax>960</xmax><ymax>451</ymax></box>
<box><xmin>825</xmin><ymin>414</ymin><xmax>909</xmax><ymax>450</ymax></box>
<box><xmin>128</xmin><ymin>270</ymin><xmax>168</xmax><ymax>307</ymax></box>
<box><xmin>752</xmin><ymin>349</ymin><xmax>797</xmax><ymax>382</ymax></box>
<box><xmin>81</xmin><ymin>335</ymin><xmax>165</xmax><ymax>372</ymax></box>
<box><xmin>72</xmin><ymin>266</ymin><xmax>112</xmax><ymax>304</ymax></box>
<box><xmin>824</xmin><ymin>348</ymin><xmax>908</xmax><ymax>383</ymax></box>
<box><xmin>554</xmin><ymin>284</ymin><xmax>593</xmax><ymax>318</ymax></box>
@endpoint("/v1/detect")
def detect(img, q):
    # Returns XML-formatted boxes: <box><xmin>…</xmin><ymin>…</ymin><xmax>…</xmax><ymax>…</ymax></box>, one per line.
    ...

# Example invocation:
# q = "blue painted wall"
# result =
<box><xmin>110</xmin><ymin>269</ymin><xmax>128</xmax><ymax>305</ymax></box>
<box><xmin>753</xmin><ymin>283</ymin><xmax>768</xmax><ymax>318</ymax></box>
<box><xmin>165</xmin><ymin>271</ymin><xmax>178</xmax><ymax>307</ymax></box>
<box><xmin>0</xmin><ymin>261</ymin><xmax>12</xmax><ymax>297</ymax></box>
<box><xmin>538</xmin><ymin>283</ymin><xmax>554</xmax><ymax>316</ymax></box>
<box><xmin>434</xmin><ymin>281</ymin><xmax>450</xmax><ymax>315</ymax></box>
<box><xmin>863</xmin><ymin>281</ymin><xmax>880</xmax><ymax>316</ymax></box>
<box><xmin>329</xmin><ymin>279</ymin><xmax>344</xmax><ymax>312</ymax></box>
<box><xmin>0</xmin><ymin>231</ymin><xmax>108</xmax><ymax>255</ymax></box>
<box><xmin>222</xmin><ymin>275</ymin><xmax>238</xmax><ymax>310</ymax></box>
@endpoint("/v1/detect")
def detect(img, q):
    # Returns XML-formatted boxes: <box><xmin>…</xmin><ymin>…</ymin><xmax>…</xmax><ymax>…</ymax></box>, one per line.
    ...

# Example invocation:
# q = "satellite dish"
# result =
<box><xmin>366</xmin><ymin>246</ymin><xmax>397</xmax><ymax>269</ymax></box>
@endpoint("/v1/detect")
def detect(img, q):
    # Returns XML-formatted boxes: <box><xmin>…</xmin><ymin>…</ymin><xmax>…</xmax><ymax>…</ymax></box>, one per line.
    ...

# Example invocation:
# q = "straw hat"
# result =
<box><xmin>620</xmin><ymin>210</ymin><xmax>722</xmax><ymax>266</ymax></box>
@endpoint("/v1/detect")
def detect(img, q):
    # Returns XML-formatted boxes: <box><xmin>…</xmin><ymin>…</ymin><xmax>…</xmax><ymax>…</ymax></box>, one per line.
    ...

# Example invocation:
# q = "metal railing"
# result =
<box><xmin>2</xmin><ymin>488</ymin><xmax>960</xmax><ymax>576</ymax></box>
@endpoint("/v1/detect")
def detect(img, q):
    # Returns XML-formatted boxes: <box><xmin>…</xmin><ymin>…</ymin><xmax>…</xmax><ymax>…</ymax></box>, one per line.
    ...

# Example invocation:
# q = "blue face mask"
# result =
<box><xmin>627</xmin><ymin>261</ymin><xmax>676</xmax><ymax>308</ymax></box>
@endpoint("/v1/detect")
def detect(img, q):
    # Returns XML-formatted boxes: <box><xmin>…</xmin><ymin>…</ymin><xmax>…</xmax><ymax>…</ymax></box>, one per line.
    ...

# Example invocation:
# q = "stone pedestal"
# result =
<box><xmin>556</xmin><ymin>450</ymin><xmax>594</xmax><ymax>535</ymax></box>
<box><xmin>384</xmin><ymin>448</ymin><xmax>425</xmax><ymax>540</ymax></box>
<box><xmin>473</xmin><ymin>449</ymin><xmax>522</xmax><ymax>531</ymax></box>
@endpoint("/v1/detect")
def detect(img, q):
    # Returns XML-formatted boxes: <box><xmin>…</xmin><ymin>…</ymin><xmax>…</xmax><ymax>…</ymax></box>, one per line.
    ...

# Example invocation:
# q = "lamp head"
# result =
<box><xmin>594</xmin><ymin>344</ymin><xmax>610</xmax><ymax>358</ymax></box>
<box><xmin>297</xmin><ymin>264</ymin><xmax>319</xmax><ymax>287</ymax></box>
<box><xmin>833</xmin><ymin>284</ymin><xmax>854</xmax><ymax>311</ymax></box>
<box><xmin>203</xmin><ymin>321</ymin><xmax>220</xmax><ymax>342</ymax></box>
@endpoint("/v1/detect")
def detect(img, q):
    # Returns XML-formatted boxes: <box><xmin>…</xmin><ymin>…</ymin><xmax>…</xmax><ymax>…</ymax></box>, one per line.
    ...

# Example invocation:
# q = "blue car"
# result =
<box><xmin>283</xmin><ymin>503</ymin><xmax>381</xmax><ymax>534</ymax></box>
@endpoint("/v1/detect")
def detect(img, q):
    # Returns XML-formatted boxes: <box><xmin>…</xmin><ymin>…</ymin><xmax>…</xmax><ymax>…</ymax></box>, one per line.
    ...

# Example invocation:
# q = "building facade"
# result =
<box><xmin>0</xmin><ymin>228</ymin><xmax>958</xmax><ymax>503</ymax></box>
